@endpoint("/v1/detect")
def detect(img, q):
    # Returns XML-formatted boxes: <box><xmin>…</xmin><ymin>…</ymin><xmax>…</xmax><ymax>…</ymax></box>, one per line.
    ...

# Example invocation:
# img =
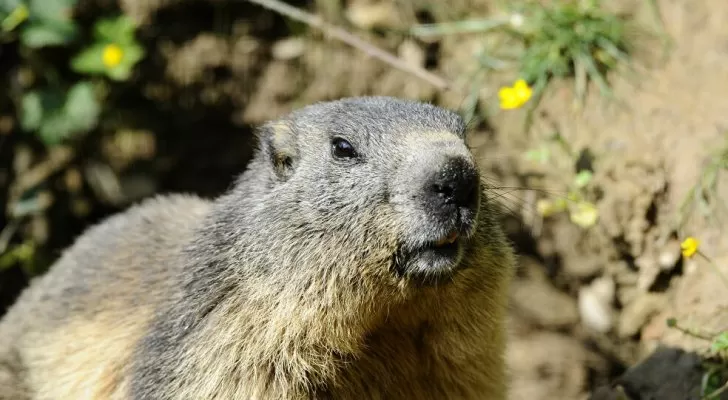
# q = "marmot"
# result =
<box><xmin>0</xmin><ymin>96</ymin><xmax>514</xmax><ymax>399</ymax></box>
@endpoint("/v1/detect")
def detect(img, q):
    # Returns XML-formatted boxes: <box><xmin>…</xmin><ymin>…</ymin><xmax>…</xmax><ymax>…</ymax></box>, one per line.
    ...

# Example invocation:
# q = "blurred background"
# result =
<box><xmin>1</xmin><ymin>0</ymin><xmax>727</xmax><ymax>398</ymax></box>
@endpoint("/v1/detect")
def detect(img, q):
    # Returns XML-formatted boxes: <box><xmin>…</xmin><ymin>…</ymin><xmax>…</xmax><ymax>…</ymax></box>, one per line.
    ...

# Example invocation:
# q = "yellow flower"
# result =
<box><xmin>680</xmin><ymin>237</ymin><xmax>700</xmax><ymax>258</ymax></box>
<box><xmin>536</xmin><ymin>199</ymin><xmax>556</xmax><ymax>217</ymax></box>
<box><xmin>498</xmin><ymin>79</ymin><xmax>533</xmax><ymax>110</ymax></box>
<box><xmin>102</xmin><ymin>44</ymin><xmax>124</xmax><ymax>68</ymax></box>
<box><xmin>569</xmin><ymin>201</ymin><xmax>599</xmax><ymax>228</ymax></box>
<box><xmin>536</xmin><ymin>198</ymin><xmax>567</xmax><ymax>217</ymax></box>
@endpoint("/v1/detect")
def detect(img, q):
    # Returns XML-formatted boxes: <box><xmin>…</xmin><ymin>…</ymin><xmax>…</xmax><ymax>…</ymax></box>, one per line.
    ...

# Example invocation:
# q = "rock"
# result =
<box><xmin>508</xmin><ymin>332</ymin><xmax>594</xmax><ymax>400</ymax></box>
<box><xmin>578</xmin><ymin>276</ymin><xmax>615</xmax><ymax>333</ymax></box>
<box><xmin>345</xmin><ymin>1</ymin><xmax>400</xmax><ymax>30</ymax></box>
<box><xmin>564</xmin><ymin>257</ymin><xmax>605</xmax><ymax>280</ymax></box>
<box><xmin>510</xmin><ymin>257</ymin><xmax>579</xmax><ymax>328</ymax></box>
<box><xmin>635</xmin><ymin>255</ymin><xmax>661</xmax><ymax>292</ymax></box>
<box><xmin>635</xmin><ymin>238</ymin><xmax>682</xmax><ymax>292</ymax></box>
<box><xmin>655</xmin><ymin>254</ymin><xmax>728</xmax><ymax>354</ymax></box>
<box><xmin>590</xmin><ymin>346</ymin><xmax>728</xmax><ymax>400</ymax></box>
<box><xmin>641</xmin><ymin>310</ymin><xmax>670</xmax><ymax>342</ymax></box>
<box><xmin>658</xmin><ymin>238</ymin><xmax>682</xmax><ymax>270</ymax></box>
<box><xmin>511</xmin><ymin>279</ymin><xmax>580</xmax><ymax>328</ymax></box>
<box><xmin>397</xmin><ymin>39</ymin><xmax>425</xmax><ymax>69</ymax></box>
<box><xmin>617</xmin><ymin>293</ymin><xmax>667</xmax><ymax>338</ymax></box>
<box><xmin>271</xmin><ymin>37</ymin><xmax>305</xmax><ymax>61</ymax></box>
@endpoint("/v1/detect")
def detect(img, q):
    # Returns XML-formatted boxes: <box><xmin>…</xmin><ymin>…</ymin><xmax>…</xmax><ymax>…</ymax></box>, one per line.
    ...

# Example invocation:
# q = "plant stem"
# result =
<box><xmin>699</xmin><ymin>252</ymin><xmax>728</xmax><ymax>290</ymax></box>
<box><xmin>705</xmin><ymin>379</ymin><xmax>728</xmax><ymax>400</ymax></box>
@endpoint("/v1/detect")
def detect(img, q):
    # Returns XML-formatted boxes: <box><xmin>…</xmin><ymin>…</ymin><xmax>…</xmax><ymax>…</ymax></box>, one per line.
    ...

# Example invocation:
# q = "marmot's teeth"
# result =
<box><xmin>446</xmin><ymin>232</ymin><xmax>458</xmax><ymax>244</ymax></box>
<box><xmin>435</xmin><ymin>232</ymin><xmax>459</xmax><ymax>247</ymax></box>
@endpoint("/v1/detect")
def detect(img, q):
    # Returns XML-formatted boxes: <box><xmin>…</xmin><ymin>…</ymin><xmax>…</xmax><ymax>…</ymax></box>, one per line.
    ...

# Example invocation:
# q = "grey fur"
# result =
<box><xmin>0</xmin><ymin>96</ymin><xmax>514</xmax><ymax>400</ymax></box>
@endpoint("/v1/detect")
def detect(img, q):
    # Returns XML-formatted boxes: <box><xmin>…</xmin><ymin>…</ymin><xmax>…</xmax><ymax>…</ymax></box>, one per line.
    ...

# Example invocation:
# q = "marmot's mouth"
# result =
<box><xmin>392</xmin><ymin>230</ymin><xmax>466</xmax><ymax>286</ymax></box>
<box><xmin>432</xmin><ymin>231</ymin><xmax>458</xmax><ymax>247</ymax></box>
<box><xmin>422</xmin><ymin>231</ymin><xmax>460</xmax><ymax>260</ymax></box>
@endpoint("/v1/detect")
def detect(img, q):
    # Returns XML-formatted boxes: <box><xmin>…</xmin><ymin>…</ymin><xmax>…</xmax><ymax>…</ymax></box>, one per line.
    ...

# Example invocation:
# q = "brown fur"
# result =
<box><xmin>0</xmin><ymin>97</ymin><xmax>514</xmax><ymax>399</ymax></box>
<box><xmin>0</xmin><ymin>195</ymin><xmax>210</xmax><ymax>400</ymax></box>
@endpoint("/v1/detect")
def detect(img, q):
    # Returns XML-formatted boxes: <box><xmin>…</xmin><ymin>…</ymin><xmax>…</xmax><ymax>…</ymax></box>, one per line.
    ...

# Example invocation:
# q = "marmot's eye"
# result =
<box><xmin>332</xmin><ymin>137</ymin><xmax>358</xmax><ymax>159</ymax></box>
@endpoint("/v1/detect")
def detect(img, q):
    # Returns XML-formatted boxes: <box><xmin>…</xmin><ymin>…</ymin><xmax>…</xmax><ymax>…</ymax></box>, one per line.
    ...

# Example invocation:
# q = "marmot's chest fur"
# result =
<box><xmin>0</xmin><ymin>96</ymin><xmax>513</xmax><ymax>400</ymax></box>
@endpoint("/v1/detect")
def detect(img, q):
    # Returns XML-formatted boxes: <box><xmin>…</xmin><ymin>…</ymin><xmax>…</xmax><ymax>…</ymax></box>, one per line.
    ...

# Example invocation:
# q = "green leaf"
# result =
<box><xmin>524</xmin><ymin>147</ymin><xmax>550</xmax><ymax>164</ymax></box>
<box><xmin>20</xmin><ymin>19</ymin><xmax>77</xmax><ymax>47</ymax></box>
<box><xmin>19</xmin><ymin>82</ymin><xmax>100</xmax><ymax>146</ymax></box>
<box><xmin>1</xmin><ymin>2</ymin><xmax>28</xmax><ymax>32</ymax></box>
<box><xmin>94</xmin><ymin>15</ymin><xmax>136</xmax><ymax>43</ymax></box>
<box><xmin>0</xmin><ymin>242</ymin><xmax>35</xmax><ymax>271</ymax></box>
<box><xmin>28</xmin><ymin>0</ymin><xmax>77</xmax><ymax>22</ymax></box>
<box><xmin>70</xmin><ymin>43</ymin><xmax>107</xmax><ymax>74</ymax></box>
<box><xmin>119</xmin><ymin>42</ymin><xmax>144</xmax><ymax>67</ymax></box>
<box><xmin>105</xmin><ymin>64</ymin><xmax>131</xmax><ymax>81</ymax></box>
<box><xmin>20</xmin><ymin>88</ymin><xmax>64</xmax><ymax>133</ymax></box>
<box><xmin>72</xmin><ymin>41</ymin><xmax>145</xmax><ymax>80</ymax></box>
<box><xmin>37</xmin><ymin>116</ymin><xmax>82</xmax><ymax>146</ymax></box>
<box><xmin>711</xmin><ymin>331</ymin><xmax>728</xmax><ymax>353</ymax></box>
<box><xmin>20</xmin><ymin>90</ymin><xmax>43</xmax><ymax>131</ymax></box>
<box><xmin>106</xmin><ymin>42</ymin><xmax>144</xmax><ymax>80</ymax></box>
<box><xmin>64</xmin><ymin>81</ymin><xmax>100</xmax><ymax>132</ymax></box>
<box><xmin>36</xmin><ymin>108</ymin><xmax>70</xmax><ymax>145</ymax></box>
<box><xmin>0</xmin><ymin>0</ymin><xmax>22</xmax><ymax>15</ymax></box>
<box><xmin>574</xmin><ymin>170</ymin><xmax>594</xmax><ymax>188</ymax></box>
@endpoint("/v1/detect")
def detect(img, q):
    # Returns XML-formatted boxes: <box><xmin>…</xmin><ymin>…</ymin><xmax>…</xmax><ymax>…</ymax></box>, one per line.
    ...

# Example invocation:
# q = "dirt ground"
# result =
<box><xmin>2</xmin><ymin>0</ymin><xmax>728</xmax><ymax>398</ymax></box>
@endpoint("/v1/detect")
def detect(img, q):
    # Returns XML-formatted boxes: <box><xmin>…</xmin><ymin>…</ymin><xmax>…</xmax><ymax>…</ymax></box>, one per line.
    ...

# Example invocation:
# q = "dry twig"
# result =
<box><xmin>245</xmin><ymin>0</ymin><xmax>456</xmax><ymax>92</ymax></box>
<box><xmin>8</xmin><ymin>147</ymin><xmax>74</xmax><ymax>208</ymax></box>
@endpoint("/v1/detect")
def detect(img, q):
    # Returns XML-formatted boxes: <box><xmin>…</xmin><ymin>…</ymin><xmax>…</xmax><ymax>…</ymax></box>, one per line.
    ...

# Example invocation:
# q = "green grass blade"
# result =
<box><xmin>410</xmin><ymin>18</ymin><xmax>508</xmax><ymax>37</ymax></box>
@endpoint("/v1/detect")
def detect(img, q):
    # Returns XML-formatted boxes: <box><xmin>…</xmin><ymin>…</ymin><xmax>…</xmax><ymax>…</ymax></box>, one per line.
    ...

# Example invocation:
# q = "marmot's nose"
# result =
<box><xmin>427</xmin><ymin>156</ymin><xmax>479</xmax><ymax>211</ymax></box>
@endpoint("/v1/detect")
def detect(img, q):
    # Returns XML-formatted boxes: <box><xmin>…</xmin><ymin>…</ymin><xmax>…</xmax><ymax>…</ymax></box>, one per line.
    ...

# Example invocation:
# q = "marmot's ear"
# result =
<box><xmin>258</xmin><ymin>121</ymin><xmax>298</xmax><ymax>181</ymax></box>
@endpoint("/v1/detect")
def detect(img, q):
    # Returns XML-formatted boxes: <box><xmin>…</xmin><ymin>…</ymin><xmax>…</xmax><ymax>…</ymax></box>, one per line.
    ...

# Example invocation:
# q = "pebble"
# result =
<box><xmin>578</xmin><ymin>276</ymin><xmax>615</xmax><ymax>333</ymax></box>
<box><xmin>618</xmin><ymin>293</ymin><xmax>667</xmax><ymax>338</ymax></box>
<box><xmin>511</xmin><ymin>280</ymin><xmax>579</xmax><ymax>328</ymax></box>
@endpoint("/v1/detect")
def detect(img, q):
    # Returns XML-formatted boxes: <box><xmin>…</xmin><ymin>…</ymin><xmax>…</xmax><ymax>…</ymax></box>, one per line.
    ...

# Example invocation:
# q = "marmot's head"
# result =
<box><xmin>242</xmin><ymin>96</ymin><xmax>486</xmax><ymax>286</ymax></box>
